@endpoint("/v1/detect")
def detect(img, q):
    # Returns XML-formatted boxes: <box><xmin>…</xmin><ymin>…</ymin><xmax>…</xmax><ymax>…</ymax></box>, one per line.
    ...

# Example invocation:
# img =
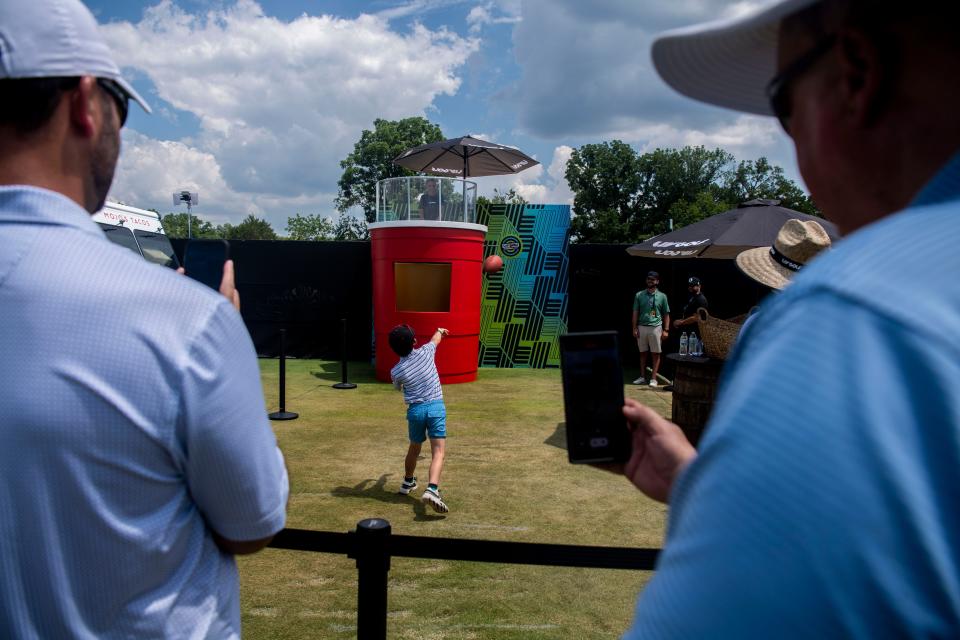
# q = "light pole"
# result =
<box><xmin>173</xmin><ymin>190</ymin><xmax>199</xmax><ymax>238</ymax></box>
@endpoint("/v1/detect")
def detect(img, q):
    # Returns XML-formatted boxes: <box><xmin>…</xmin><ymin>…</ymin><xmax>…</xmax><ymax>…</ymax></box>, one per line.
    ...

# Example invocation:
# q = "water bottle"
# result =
<box><xmin>690</xmin><ymin>333</ymin><xmax>699</xmax><ymax>356</ymax></box>
<box><xmin>679</xmin><ymin>332</ymin><xmax>688</xmax><ymax>356</ymax></box>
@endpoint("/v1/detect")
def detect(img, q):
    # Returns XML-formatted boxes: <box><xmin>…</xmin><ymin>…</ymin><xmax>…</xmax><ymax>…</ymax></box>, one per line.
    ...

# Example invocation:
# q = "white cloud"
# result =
<box><xmin>101</xmin><ymin>0</ymin><xmax>478</xmax><ymax>223</ymax></box>
<box><xmin>466</xmin><ymin>2</ymin><xmax>521</xmax><ymax>33</ymax></box>
<box><xmin>111</xmin><ymin>130</ymin><xmax>342</xmax><ymax>230</ymax></box>
<box><xmin>477</xmin><ymin>145</ymin><xmax>574</xmax><ymax>205</ymax></box>
<box><xmin>375</xmin><ymin>0</ymin><xmax>465</xmax><ymax>21</ymax></box>
<box><xmin>506</xmin><ymin>0</ymin><xmax>800</xmax><ymax>182</ymax></box>
<box><xmin>608</xmin><ymin>115</ymin><xmax>781</xmax><ymax>152</ymax></box>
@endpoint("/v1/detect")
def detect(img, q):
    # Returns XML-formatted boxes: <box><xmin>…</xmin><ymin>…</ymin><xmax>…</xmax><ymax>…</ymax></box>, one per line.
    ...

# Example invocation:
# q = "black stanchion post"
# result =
<box><xmin>333</xmin><ymin>317</ymin><xmax>357</xmax><ymax>390</ymax></box>
<box><xmin>355</xmin><ymin>518</ymin><xmax>391</xmax><ymax>640</ymax></box>
<box><xmin>269</xmin><ymin>328</ymin><xmax>298</xmax><ymax>421</ymax></box>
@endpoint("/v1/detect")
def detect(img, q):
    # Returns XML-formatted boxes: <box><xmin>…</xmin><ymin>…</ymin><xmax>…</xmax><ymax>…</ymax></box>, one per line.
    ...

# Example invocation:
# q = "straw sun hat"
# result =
<box><xmin>735</xmin><ymin>219</ymin><xmax>831</xmax><ymax>290</ymax></box>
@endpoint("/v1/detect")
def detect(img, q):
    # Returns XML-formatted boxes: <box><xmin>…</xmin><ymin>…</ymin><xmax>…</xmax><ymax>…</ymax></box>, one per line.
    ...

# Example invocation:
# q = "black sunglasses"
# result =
<box><xmin>766</xmin><ymin>34</ymin><xmax>836</xmax><ymax>133</ymax></box>
<box><xmin>97</xmin><ymin>78</ymin><xmax>129</xmax><ymax>127</ymax></box>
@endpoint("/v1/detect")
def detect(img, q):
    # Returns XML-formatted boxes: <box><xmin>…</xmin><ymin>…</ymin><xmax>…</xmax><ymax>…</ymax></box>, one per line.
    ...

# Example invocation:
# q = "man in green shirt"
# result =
<box><xmin>632</xmin><ymin>271</ymin><xmax>670</xmax><ymax>386</ymax></box>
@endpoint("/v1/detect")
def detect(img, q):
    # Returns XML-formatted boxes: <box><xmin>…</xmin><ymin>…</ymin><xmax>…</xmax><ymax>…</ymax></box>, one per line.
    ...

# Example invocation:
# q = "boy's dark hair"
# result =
<box><xmin>389</xmin><ymin>324</ymin><xmax>415</xmax><ymax>357</ymax></box>
<box><xmin>0</xmin><ymin>77</ymin><xmax>80</xmax><ymax>134</ymax></box>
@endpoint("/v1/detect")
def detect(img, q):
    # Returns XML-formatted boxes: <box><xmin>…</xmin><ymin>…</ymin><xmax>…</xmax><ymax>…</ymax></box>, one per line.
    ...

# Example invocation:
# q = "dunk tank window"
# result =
<box><xmin>395</xmin><ymin>262</ymin><xmax>451</xmax><ymax>312</ymax></box>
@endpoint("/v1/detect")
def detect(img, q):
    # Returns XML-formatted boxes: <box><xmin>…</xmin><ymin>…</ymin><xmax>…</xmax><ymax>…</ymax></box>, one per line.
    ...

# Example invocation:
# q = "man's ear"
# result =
<box><xmin>835</xmin><ymin>28</ymin><xmax>887</xmax><ymax>128</ymax></box>
<box><xmin>67</xmin><ymin>76</ymin><xmax>100</xmax><ymax>139</ymax></box>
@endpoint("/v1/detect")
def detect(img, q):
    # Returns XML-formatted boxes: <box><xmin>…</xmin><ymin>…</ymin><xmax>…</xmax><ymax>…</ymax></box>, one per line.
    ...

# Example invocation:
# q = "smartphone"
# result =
<box><xmin>559</xmin><ymin>331</ymin><xmax>631</xmax><ymax>464</ymax></box>
<box><xmin>184</xmin><ymin>239</ymin><xmax>230</xmax><ymax>291</ymax></box>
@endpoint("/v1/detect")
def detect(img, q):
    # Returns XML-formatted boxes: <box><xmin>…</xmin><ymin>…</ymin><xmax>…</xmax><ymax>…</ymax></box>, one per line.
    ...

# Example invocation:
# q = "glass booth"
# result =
<box><xmin>376</xmin><ymin>176</ymin><xmax>478</xmax><ymax>223</ymax></box>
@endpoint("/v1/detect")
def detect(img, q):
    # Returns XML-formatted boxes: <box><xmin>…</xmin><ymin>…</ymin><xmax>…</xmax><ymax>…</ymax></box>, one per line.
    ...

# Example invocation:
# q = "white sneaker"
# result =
<box><xmin>399</xmin><ymin>477</ymin><xmax>418</xmax><ymax>495</ymax></box>
<box><xmin>632</xmin><ymin>377</ymin><xmax>648</xmax><ymax>385</ymax></box>
<box><xmin>648</xmin><ymin>379</ymin><xmax>658</xmax><ymax>387</ymax></box>
<box><xmin>422</xmin><ymin>487</ymin><xmax>449</xmax><ymax>513</ymax></box>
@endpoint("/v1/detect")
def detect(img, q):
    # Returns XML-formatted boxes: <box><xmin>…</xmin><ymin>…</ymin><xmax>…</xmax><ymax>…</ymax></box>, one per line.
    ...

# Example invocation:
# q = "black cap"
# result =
<box><xmin>688</xmin><ymin>277</ymin><xmax>701</xmax><ymax>286</ymax></box>
<box><xmin>646</xmin><ymin>271</ymin><xmax>660</xmax><ymax>279</ymax></box>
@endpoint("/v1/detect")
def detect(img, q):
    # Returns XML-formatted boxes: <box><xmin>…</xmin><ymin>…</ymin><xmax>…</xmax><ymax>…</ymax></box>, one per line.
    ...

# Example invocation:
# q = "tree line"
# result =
<box><xmin>565</xmin><ymin>143</ymin><xmax>818</xmax><ymax>243</ymax></box>
<box><xmin>163</xmin><ymin>117</ymin><xmax>820</xmax><ymax>243</ymax></box>
<box><xmin>160</xmin><ymin>212</ymin><xmax>368</xmax><ymax>241</ymax></box>
<box><xmin>336</xmin><ymin>117</ymin><xmax>820</xmax><ymax>243</ymax></box>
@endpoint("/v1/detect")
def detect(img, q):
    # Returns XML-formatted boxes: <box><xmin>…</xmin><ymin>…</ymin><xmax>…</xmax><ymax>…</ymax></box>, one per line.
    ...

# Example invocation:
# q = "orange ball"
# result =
<box><xmin>483</xmin><ymin>254</ymin><xmax>504</xmax><ymax>274</ymax></box>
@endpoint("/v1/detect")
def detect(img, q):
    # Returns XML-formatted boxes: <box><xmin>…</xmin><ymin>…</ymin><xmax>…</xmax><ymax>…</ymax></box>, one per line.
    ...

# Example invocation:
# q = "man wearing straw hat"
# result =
<box><xmin>609</xmin><ymin>0</ymin><xmax>960</xmax><ymax>636</ymax></box>
<box><xmin>736</xmin><ymin>218</ymin><xmax>832</xmax><ymax>335</ymax></box>
<box><xmin>735</xmin><ymin>219</ymin><xmax>832</xmax><ymax>291</ymax></box>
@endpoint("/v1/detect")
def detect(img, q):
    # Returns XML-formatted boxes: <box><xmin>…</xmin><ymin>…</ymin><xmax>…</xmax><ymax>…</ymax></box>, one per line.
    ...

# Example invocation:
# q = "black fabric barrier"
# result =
<box><xmin>172</xmin><ymin>239</ymin><xmax>372</xmax><ymax>359</ymax></box>
<box><xmin>169</xmin><ymin>239</ymin><xmax>768</xmax><ymax>366</ymax></box>
<box><xmin>568</xmin><ymin>244</ymin><xmax>771</xmax><ymax>376</ymax></box>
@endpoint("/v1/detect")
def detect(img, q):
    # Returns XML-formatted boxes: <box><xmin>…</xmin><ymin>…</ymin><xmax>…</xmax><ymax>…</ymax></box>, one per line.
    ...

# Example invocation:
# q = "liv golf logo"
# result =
<box><xmin>500</xmin><ymin>235</ymin><xmax>522</xmax><ymax>258</ymax></box>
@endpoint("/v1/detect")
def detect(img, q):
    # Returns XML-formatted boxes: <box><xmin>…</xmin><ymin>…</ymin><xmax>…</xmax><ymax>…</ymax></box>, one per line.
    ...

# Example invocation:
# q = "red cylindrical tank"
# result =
<box><xmin>370</xmin><ymin>221</ymin><xmax>487</xmax><ymax>384</ymax></box>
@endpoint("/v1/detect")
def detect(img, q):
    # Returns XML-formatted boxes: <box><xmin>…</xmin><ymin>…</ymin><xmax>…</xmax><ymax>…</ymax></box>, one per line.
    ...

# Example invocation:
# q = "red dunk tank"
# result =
<box><xmin>370</xmin><ymin>176</ymin><xmax>485</xmax><ymax>384</ymax></box>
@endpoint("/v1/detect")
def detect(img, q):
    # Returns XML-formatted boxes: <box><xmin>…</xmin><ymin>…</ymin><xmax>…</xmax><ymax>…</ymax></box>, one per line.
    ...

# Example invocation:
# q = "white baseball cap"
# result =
<box><xmin>651</xmin><ymin>0</ymin><xmax>821</xmax><ymax>116</ymax></box>
<box><xmin>0</xmin><ymin>0</ymin><xmax>151</xmax><ymax>114</ymax></box>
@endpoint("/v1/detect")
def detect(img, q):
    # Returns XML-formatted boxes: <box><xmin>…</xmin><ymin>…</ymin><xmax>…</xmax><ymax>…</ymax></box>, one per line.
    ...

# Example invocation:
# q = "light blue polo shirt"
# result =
<box><xmin>624</xmin><ymin>153</ymin><xmax>960</xmax><ymax>637</ymax></box>
<box><xmin>0</xmin><ymin>187</ymin><xmax>289</xmax><ymax>638</ymax></box>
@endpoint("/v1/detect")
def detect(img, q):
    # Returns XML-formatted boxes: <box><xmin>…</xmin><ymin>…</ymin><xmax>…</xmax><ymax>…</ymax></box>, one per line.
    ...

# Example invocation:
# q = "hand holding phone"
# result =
<box><xmin>183</xmin><ymin>240</ymin><xmax>239</xmax><ymax>311</ymax></box>
<box><xmin>184</xmin><ymin>240</ymin><xmax>230</xmax><ymax>291</ymax></box>
<box><xmin>560</xmin><ymin>331</ymin><xmax>631</xmax><ymax>464</ymax></box>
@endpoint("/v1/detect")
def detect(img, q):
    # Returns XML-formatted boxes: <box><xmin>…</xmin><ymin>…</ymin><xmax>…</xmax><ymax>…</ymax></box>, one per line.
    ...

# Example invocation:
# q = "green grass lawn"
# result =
<box><xmin>242</xmin><ymin>359</ymin><xmax>671</xmax><ymax>639</ymax></box>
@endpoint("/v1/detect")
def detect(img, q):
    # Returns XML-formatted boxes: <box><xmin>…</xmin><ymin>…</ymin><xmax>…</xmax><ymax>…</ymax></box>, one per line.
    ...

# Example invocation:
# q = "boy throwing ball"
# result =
<box><xmin>389</xmin><ymin>325</ymin><xmax>450</xmax><ymax>513</ymax></box>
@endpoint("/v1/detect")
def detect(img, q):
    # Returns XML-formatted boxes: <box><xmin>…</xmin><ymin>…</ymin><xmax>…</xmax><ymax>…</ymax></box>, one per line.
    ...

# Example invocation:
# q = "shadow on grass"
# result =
<box><xmin>310</xmin><ymin>362</ymin><xmax>380</xmax><ymax>384</ymax></box>
<box><xmin>331</xmin><ymin>473</ymin><xmax>445</xmax><ymax>522</ymax></box>
<box><xmin>544</xmin><ymin>422</ymin><xmax>567</xmax><ymax>450</ymax></box>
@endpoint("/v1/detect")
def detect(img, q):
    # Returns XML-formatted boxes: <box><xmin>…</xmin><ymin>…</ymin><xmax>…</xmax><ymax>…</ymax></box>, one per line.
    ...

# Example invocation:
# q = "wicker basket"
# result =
<box><xmin>696</xmin><ymin>308</ymin><xmax>745</xmax><ymax>360</ymax></box>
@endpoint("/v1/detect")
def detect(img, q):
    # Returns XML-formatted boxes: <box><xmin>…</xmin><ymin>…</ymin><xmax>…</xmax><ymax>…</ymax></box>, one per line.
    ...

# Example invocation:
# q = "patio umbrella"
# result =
<box><xmin>392</xmin><ymin>135</ymin><xmax>540</xmax><ymax>178</ymax></box>
<box><xmin>626</xmin><ymin>199</ymin><xmax>840</xmax><ymax>259</ymax></box>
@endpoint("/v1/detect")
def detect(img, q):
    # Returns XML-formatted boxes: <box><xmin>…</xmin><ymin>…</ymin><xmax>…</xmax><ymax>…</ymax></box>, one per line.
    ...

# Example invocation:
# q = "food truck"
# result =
<box><xmin>92</xmin><ymin>201</ymin><xmax>180</xmax><ymax>269</ymax></box>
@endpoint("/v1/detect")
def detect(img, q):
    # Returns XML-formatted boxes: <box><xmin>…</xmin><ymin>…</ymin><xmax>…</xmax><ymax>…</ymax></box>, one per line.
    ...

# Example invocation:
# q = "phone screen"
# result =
<box><xmin>560</xmin><ymin>331</ymin><xmax>630</xmax><ymax>464</ymax></box>
<box><xmin>184</xmin><ymin>240</ymin><xmax>229</xmax><ymax>291</ymax></box>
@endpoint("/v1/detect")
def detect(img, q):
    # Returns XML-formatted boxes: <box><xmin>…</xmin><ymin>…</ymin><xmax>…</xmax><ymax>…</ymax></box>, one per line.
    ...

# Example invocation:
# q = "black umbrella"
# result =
<box><xmin>626</xmin><ymin>200</ymin><xmax>840</xmax><ymax>259</ymax></box>
<box><xmin>392</xmin><ymin>135</ymin><xmax>540</xmax><ymax>178</ymax></box>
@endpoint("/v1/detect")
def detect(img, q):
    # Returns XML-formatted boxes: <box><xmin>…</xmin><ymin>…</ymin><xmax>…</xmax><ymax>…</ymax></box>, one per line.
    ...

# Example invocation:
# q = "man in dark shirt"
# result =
<box><xmin>419</xmin><ymin>179</ymin><xmax>440</xmax><ymax>220</ymax></box>
<box><xmin>673</xmin><ymin>276</ymin><xmax>708</xmax><ymax>330</ymax></box>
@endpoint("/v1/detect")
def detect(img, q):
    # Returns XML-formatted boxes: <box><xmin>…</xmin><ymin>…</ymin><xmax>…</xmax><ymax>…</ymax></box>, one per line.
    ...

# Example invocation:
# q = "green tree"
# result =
<box><xmin>565</xmin><ymin>140</ymin><xmax>642</xmax><ymax>242</ymax></box>
<box><xmin>719</xmin><ymin>157</ymin><xmax>819</xmax><ymax>215</ymax></box>
<box><xmin>332</xmin><ymin>213</ymin><xmax>369</xmax><ymax>240</ymax></box>
<box><xmin>160</xmin><ymin>212</ymin><xmax>218</xmax><ymax>238</ymax></box>
<box><xmin>633</xmin><ymin>146</ymin><xmax>733</xmax><ymax>236</ymax></box>
<box><xmin>223</xmin><ymin>214</ymin><xmax>278</xmax><ymax>240</ymax></box>
<box><xmin>667</xmin><ymin>191</ymin><xmax>730</xmax><ymax>231</ymax></box>
<box><xmin>286</xmin><ymin>213</ymin><xmax>335</xmax><ymax>241</ymax></box>
<box><xmin>490</xmin><ymin>187</ymin><xmax>527</xmax><ymax>205</ymax></box>
<box><xmin>337</xmin><ymin>117</ymin><xmax>445</xmax><ymax>223</ymax></box>
<box><xmin>566</xmin><ymin>143</ymin><xmax>817</xmax><ymax>243</ymax></box>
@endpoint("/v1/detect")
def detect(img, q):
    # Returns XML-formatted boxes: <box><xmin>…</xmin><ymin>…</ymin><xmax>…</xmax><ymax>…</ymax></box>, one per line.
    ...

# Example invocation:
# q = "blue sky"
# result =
<box><xmin>87</xmin><ymin>0</ymin><xmax>800</xmax><ymax>231</ymax></box>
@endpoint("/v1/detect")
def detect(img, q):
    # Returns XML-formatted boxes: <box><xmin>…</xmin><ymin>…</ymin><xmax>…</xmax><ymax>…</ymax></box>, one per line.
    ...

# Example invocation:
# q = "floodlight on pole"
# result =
<box><xmin>173</xmin><ymin>190</ymin><xmax>199</xmax><ymax>238</ymax></box>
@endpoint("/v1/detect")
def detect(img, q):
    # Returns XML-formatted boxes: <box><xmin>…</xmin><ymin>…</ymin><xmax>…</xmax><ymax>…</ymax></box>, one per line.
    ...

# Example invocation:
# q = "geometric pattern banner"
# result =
<box><xmin>477</xmin><ymin>202</ymin><xmax>570</xmax><ymax>368</ymax></box>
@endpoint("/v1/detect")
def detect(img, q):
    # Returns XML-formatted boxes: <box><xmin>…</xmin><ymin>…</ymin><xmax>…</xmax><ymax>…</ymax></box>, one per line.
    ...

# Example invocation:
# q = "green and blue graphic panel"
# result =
<box><xmin>478</xmin><ymin>203</ymin><xmax>570</xmax><ymax>368</ymax></box>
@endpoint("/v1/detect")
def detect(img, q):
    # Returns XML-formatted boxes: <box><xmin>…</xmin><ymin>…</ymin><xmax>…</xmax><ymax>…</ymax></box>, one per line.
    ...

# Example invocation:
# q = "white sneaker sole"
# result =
<box><xmin>422</xmin><ymin>492</ymin><xmax>449</xmax><ymax>513</ymax></box>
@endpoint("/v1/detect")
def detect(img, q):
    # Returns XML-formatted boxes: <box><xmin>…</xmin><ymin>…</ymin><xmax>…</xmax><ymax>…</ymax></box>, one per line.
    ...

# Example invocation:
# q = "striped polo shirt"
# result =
<box><xmin>391</xmin><ymin>341</ymin><xmax>443</xmax><ymax>404</ymax></box>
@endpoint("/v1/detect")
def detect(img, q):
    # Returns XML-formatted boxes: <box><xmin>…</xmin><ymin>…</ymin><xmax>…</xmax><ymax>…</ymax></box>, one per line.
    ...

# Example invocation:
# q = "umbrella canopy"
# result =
<box><xmin>392</xmin><ymin>135</ymin><xmax>540</xmax><ymax>178</ymax></box>
<box><xmin>626</xmin><ymin>199</ymin><xmax>840</xmax><ymax>259</ymax></box>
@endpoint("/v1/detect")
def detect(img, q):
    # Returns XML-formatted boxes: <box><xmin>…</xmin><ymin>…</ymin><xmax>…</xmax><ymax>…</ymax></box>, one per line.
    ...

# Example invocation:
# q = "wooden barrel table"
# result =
<box><xmin>667</xmin><ymin>353</ymin><xmax>725</xmax><ymax>447</ymax></box>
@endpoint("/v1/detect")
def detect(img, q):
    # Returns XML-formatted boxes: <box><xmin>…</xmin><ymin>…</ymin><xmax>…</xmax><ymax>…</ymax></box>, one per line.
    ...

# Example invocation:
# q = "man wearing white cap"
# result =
<box><xmin>0</xmin><ymin>1</ymin><xmax>288</xmax><ymax>637</ymax></box>
<box><xmin>614</xmin><ymin>1</ymin><xmax>960</xmax><ymax>636</ymax></box>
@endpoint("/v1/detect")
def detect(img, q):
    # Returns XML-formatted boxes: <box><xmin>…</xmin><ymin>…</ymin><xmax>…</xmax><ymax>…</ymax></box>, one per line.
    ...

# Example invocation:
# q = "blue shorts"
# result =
<box><xmin>407</xmin><ymin>399</ymin><xmax>447</xmax><ymax>443</ymax></box>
